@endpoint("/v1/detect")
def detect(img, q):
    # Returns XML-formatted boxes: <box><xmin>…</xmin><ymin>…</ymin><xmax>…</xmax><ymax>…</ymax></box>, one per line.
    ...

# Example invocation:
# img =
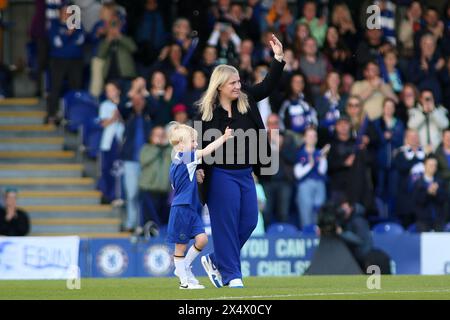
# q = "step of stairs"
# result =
<box><xmin>0</xmin><ymin>98</ymin><xmax>122</xmax><ymax>237</ymax></box>
<box><xmin>0</xmin><ymin>137</ymin><xmax>64</xmax><ymax>151</ymax></box>
<box><xmin>0</xmin><ymin>177</ymin><xmax>95</xmax><ymax>190</ymax></box>
<box><xmin>0</xmin><ymin>98</ymin><xmax>42</xmax><ymax>111</ymax></box>
<box><xmin>23</xmin><ymin>204</ymin><xmax>117</xmax><ymax>219</ymax></box>
<box><xmin>0</xmin><ymin>151</ymin><xmax>76</xmax><ymax>163</ymax></box>
<box><xmin>0</xmin><ymin>111</ymin><xmax>46</xmax><ymax>125</ymax></box>
<box><xmin>30</xmin><ymin>218</ymin><xmax>121</xmax><ymax>234</ymax></box>
<box><xmin>17</xmin><ymin>190</ymin><xmax>102</xmax><ymax>206</ymax></box>
<box><xmin>0</xmin><ymin>164</ymin><xmax>83</xmax><ymax>178</ymax></box>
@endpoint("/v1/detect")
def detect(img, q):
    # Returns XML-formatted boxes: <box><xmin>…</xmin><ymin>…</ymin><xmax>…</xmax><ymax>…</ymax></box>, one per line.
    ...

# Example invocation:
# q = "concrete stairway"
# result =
<box><xmin>0</xmin><ymin>98</ymin><xmax>124</xmax><ymax>238</ymax></box>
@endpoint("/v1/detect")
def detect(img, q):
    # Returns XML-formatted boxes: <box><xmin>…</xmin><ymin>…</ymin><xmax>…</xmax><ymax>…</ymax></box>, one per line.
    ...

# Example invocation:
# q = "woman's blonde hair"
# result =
<box><xmin>167</xmin><ymin>121</ymin><xmax>196</xmax><ymax>147</ymax></box>
<box><xmin>197</xmin><ymin>65</ymin><xmax>250</xmax><ymax>122</ymax></box>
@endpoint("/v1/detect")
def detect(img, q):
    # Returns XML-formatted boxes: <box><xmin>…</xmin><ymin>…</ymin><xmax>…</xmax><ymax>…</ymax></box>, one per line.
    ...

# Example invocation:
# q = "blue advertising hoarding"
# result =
<box><xmin>78</xmin><ymin>234</ymin><xmax>421</xmax><ymax>278</ymax></box>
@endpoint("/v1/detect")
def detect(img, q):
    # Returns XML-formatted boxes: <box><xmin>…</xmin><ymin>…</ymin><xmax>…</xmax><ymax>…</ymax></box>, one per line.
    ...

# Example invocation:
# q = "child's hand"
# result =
<box><xmin>223</xmin><ymin>127</ymin><xmax>234</xmax><ymax>140</ymax></box>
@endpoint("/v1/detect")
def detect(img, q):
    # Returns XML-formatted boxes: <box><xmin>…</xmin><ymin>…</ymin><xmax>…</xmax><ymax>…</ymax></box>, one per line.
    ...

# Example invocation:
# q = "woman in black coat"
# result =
<box><xmin>195</xmin><ymin>34</ymin><xmax>285</xmax><ymax>288</ymax></box>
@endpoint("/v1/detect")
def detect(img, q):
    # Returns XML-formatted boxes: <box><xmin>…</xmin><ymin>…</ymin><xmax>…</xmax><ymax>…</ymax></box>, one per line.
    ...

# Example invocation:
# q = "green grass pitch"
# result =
<box><xmin>1</xmin><ymin>276</ymin><xmax>450</xmax><ymax>300</ymax></box>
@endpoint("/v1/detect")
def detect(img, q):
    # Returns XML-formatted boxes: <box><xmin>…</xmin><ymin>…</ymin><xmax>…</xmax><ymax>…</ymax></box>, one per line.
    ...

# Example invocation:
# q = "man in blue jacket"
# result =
<box><xmin>46</xmin><ymin>2</ymin><xmax>85</xmax><ymax>124</ymax></box>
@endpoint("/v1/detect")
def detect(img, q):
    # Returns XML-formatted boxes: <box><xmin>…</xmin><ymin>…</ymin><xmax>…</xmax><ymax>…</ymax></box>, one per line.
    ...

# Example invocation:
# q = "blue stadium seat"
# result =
<box><xmin>301</xmin><ymin>224</ymin><xmax>319</xmax><ymax>236</ymax></box>
<box><xmin>266</xmin><ymin>223</ymin><xmax>299</xmax><ymax>236</ymax></box>
<box><xmin>372</xmin><ymin>222</ymin><xmax>404</xmax><ymax>235</ymax></box>
<box><xmin>407</xmin><ymin>223</ymin><xmax>417</xmax><ymax>233</ymax></box>
<box><xmin>445</xmin><ymin>223</ymin><xmax>450</xmax><ymax>232</ymax></box>
<box><xmin>83</xmin><ymin>118</ymin><xmax>103</xmax><ymax>159</ymax></box>
<box><xmin>63</xmin><ymin>90</ymin><xmax>98</xmax><ymax>132</ymax></box>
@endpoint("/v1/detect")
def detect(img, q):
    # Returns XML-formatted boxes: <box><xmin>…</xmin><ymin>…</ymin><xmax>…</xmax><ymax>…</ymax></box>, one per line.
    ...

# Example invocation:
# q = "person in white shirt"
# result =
<box><xmin>97</xmin><ymin>81</ymin><xmax>125</xmax><ymax>204</ymax></box>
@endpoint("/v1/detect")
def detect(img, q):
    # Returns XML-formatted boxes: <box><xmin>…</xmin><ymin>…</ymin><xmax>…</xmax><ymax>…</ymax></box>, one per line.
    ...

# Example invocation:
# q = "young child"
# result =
<box><xmin>167</xmin><ymin>122</ymin><xmax>233</xmax><ymax>289</ymax></box>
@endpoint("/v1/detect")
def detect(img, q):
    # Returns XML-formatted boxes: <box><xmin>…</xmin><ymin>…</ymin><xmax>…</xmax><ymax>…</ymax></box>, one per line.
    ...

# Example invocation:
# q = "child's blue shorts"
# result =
<box><xmin>167</xmin><ymin>205</ymin><xmax>205</xmax><ymax>244</ymax></box>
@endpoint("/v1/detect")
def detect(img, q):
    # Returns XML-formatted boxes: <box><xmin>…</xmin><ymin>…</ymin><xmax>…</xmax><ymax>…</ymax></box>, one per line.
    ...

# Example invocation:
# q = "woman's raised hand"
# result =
<box><xmin>269</xmin><ymin>34</ymin><xmax>284</xmax><ymax>61</ymax></box>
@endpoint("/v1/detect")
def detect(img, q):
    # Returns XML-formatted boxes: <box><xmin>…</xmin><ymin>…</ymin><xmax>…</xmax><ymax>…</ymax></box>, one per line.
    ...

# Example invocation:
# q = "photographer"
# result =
<box><xmin>334</xmin><ymin>197</ymin><xmax>373</xmax><ymax>267</ymax></box>
<box><xmin>305</xmin><ymin>202</ymin><xmax>364</xmax><ymax>275</ymax></box>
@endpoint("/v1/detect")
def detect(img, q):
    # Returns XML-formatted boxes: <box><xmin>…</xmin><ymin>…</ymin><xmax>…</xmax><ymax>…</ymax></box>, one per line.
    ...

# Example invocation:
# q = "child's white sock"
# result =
<box><xmin>185</xmin><ymin>244</ymin><xmax>202</xmax><ymax>267</ymax></box>
<box><xmin>174</xmin><ymin>256</ymin><xmax>187</xmax><ymax>284</ymax></box>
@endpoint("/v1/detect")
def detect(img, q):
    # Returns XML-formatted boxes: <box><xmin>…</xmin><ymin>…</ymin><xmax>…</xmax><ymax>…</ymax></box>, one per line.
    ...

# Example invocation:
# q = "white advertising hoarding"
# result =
<box><xmin>0</xmin><ymin>236</ymin><xmax>80</xmax><ymax>280</ymax></box>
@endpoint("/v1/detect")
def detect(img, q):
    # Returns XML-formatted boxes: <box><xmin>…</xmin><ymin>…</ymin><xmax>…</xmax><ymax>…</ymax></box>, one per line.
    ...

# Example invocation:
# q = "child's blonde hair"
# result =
<box><xmin>167</xmin><ymin>121</ymin><xmax>197</xmax><ymax>147</ymax></box>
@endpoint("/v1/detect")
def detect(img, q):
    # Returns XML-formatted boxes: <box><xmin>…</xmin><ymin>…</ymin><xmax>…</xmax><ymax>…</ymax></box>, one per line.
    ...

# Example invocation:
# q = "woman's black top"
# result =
<box><xmin>196</xmin><ymin>58</ymin><xmax>286</xmax><ymax>203</ymax></box>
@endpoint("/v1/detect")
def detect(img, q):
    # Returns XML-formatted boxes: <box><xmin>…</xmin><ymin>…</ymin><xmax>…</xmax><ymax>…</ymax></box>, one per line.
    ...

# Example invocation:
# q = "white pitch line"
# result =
<box><xmin>199</xmin><ymin>288</ymin><xmax>450</xmax><ymax>300</ymax></box>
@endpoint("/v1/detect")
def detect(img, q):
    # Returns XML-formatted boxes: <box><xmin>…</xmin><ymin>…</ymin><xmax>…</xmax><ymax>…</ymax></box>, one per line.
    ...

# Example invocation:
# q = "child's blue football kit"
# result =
<box><xmin>167</xmin><ymin>151</ymin><xmax>205</xmax><ymax>244</ymax></box>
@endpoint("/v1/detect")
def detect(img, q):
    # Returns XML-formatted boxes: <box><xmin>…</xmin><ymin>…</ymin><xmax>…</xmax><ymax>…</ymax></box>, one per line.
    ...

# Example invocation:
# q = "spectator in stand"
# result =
<box><xmin>118</xmin><ymin>94</ymin><xmax>153</xmax><ymax>232</ymax></box>
<box><xmin>263</xmin><ymin>0</ymin><xmax>294</xmax><ymax>42</ymax></box>
<box><xmin>97</xmin><ymin>81</ymin><xmax>125</xmax><ymax>205</ymax></box>
<box><xmin>443</xmin><ymin>1</ymin><xmax>450</xmax><ymax>57</ymax></box>
<box><xmin>152</xmin><ymin>43</ymin><xmax>189</xmax><ymax>102</ymax></box>
<box><xmin>373</xmin><ymin>98</ymin><xmax>405</xmax><ymax>218</ymax></box>
<box><xmin>351</xmin><ymin>60</ymin><xmax>398</xmax><ymax>121</ymax></box>
<box><xmin>394</xmin><ymin>129</ymin><xmax>426</xmax><ymax>228</ymax></box>
<box><xmin>147</xmin><ymin>71</ymin><xmax>175</xmax><ymax>127</ymax></box>
<box><xmin>408</xmin><ymin>89</ymin><xmax>449</xmax><ymax>152</ymax></box>
<box><xmin>410</xmin><ymin>33</ymin><xmax>447</xmax><ymax>104</ymax></box>
<box><xmin>355</xmin><ymin>28</ymin><xmax>392</xmax><ymax>77</ymax></box>
<box><xmin>396</xmin><ymin>83</ymin><xmax>419</xmax><ymax>126</ymax></box>
<box><xmin>134</xmin><ymin>0</ymin><xmax>168</xmax><ymax>77</ymax></box>
<box><xmin>291</xmin><ymin>22</ymin><xmax>311</xmax><ymax>60</ymax></box>
<box><xmin>196</xmin><ymin>45</ymin><xmax>218</xmax><ymax>78</ymax></box>
<box><xmin>243</xmin><ymin>0</ymin><xmax>263</xmax><ymax>44</ymax></box>
<box><xmin>88</xmin><ymin>2</ymin><xmax>117</xmax><ymax>58</ymax></box>
<box><xmin>253</xmin><ymin>64</ymin><xmax>274</xmax><ymax>126</ymax></box>
<box><xmin>316</xmin><ymin>71</ymin><xmax>345</xmax><ymax>142</ymax></box>
<box><xmin>172</xmin><ymin>104</ymin><xmax>192</xmax><ymax>126</ymax></box>
<box><xmin>139</xmin><ymin>126</ymin><xmax>172</xmax><ymax>227</ymax></box>
<box><xmin>435</xmin><ymin>129</ymin><xmax>450</xmax><ymax>195</ymax></box>
<box><xmin>414</xmin><ymin>6</ymin><xmax>445</xmax><ymax>56</ymax></box>
<box><xmin>375</xmin><ymin>0</ymin><xmax>397</xmax><ymax>46</ymax></box>
<box><xmin>296</xmin><ymin>0</ymin><xmax>327</xmax><ymax>48</ymax></box>
<box><xmin>209</xmin><ymin>0</ymin><xmax>232</xmax><ymax>26</ymax></box>
<box><xmin>261</xmin><ymin>114</ymin><xmax>298</xmax><ymax>228</ymax></box>
<box><xmin>299</xmin><ymin>36</ymin><xmax>329</xmax><ymax>97</ymax></box>
<box><xmin>279</xmin><ymin>71</ymin><xmax>317</xmax><ymax>136</ymax></box>
<box><xmin>380</xmin><ymin>49</ymin><xmax>404</xmax><ymax>95</ymax></box>
<box><xmin>0</xmin><ymin>188</ymin><xmax>30</xmax><ymax>236</ymax></box>
<box><xmin>341</xmin><ymin>73</ymin><xmax>354</xmax><ymax>101</ymax></box>
<box><xmin>227</xmin><ymin>3</ymin><xmax>253</xmax><ymax>39</ymax></box>
<box><xmin>255</xmin><ymin>29</ymin><xmax>279</xmax><ymax>65</ymax></box>
<box><xmin>322</xmin><ymin>25</ymin><xmax>353</xmax><ymax>74</ymax></box>
<box><xmin>328</xmin><ymin>115</ymin><xmax>370</xmax><ymax>206</ymax></box>
<box><xmin>208</xmin><ymin>22</ymin><xmax>241</xmax><ymax>66</ymax></box>
<box><xmin>398</xmin><ymin>0</ymin><xmax>423</xmax><ymax>59</ymax></box>
<box><xmin>344</xmin><ymin>96</ymin><xmax>374</xmax><ymax>154</ymax></box>
<box><xmin>294</xmin><ymin>127</ymin><xmax>329</xmax><ymax>228</ymax></box>
<box><xmin>97</xmin><ymin>11</ymin><xmax>137</xmax><ymax>87</ymax></box>
<box><xmin>45</xmin><ymin>3</ymin><xmax>85</xmax><ymax>124</ymax></box>
<box><xmin>413</xmin><ymin>156</ymin><xmax>448</xmax><ymax>232</ymax></box>
<box><xmin>162</xmin><ymin>18</ymin><xmax>198</xmax><ymax>58</ymax></box>
<box><xmin>183</xmin><ymin>70</ymin><xmax>207</xmax><ymax>117</ymax></box>
<box><xmin>330</xmin><ymin>2</ymin><xmax>359</xmax><ymax>53</ymax></box>
<box><xmin>29</xmin><ymin>0</ymin><xmax>47</xmax><ymax>97</ymax></box>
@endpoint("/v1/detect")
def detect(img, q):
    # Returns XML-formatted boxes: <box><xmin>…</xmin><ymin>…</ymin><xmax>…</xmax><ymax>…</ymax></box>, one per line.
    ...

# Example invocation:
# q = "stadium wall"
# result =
<box><xmin>2</xmin><ymin>234</ymin><xmax>450</xmax><ymax>279</ymax></box>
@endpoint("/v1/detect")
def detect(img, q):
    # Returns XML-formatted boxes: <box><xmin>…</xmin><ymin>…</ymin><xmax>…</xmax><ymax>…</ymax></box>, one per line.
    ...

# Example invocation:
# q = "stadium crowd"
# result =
<box><xmin>14</xmin><ymin>0</ymin><xmax>450</xmax><ymax>235</ymax></box>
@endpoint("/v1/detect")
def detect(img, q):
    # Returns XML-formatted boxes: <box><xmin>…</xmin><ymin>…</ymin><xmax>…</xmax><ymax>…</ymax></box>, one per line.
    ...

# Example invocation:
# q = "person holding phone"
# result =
<box><xmin>294</xmin><ymin>127</ymin><xmax>329</xmax><ymax>228</ymax></box>
<box><xmin>408</xmin><ymin>89</ymin><xmax>449</xmax><ymax>152</ymax></box>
